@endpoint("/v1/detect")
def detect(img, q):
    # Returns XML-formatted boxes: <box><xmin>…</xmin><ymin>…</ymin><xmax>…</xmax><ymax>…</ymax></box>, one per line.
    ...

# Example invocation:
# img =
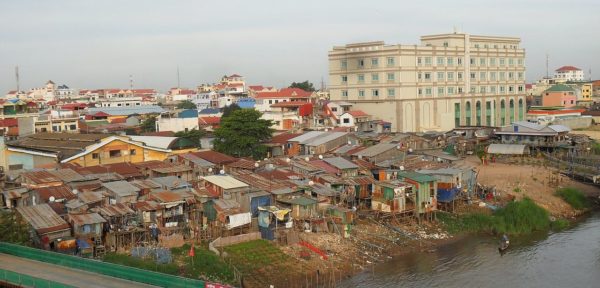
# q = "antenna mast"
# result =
<box><xmin>545</xmin><ymin>54</ymin><xmax>549</xmax><ymax>79</ymax></box>
<box><xmin>129</xmin><ymin>74</ymin><xmax>134</xmax><ymax>89</ymax></box>
<box><xmin>177</xmin><ymin>66</ymin><xmax>181</xmax><ymax>89</ymax></box>
<box><xmin>15</xmin><ymin>66</ymin><xmax>20</xmax><ymax>92</ymax></box>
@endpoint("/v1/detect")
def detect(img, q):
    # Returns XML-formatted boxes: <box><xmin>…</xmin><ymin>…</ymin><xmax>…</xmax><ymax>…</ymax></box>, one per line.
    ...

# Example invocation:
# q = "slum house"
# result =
<box><xmin>16</xmin><ymin>204</ymin><xmax>72</xmax><ymax>249</ymax></box>
<box><xmin>208</xmin><ymin>198</ymin><xmax>252</xmax><ymax>235</ymax></box>
<box><xmin>233</xmin><ymin>170</ymin><xmax>296</xmax><ymax>197</ymax></box>
<box><xmin>147</xmin><ymin>190</ymin><xmax>194</xmax><ymax>229</ymax></box>
<box><xmin>151</xmin><ymin>176</ymin><xmax>192</xmax><ymax>192</ymax></box>
<box><xmin>133</xmin><ymin>200</ymin><xmax>161</xmax><ymax>228</ymax></box>
<box><xmin>278</xmin><ymin>196</ymin><xmax>318</xmax><ymax>219</ymax></box>
<box><xmin>133</xmin><ymin>160</ymin><xmax>193</xmax><ymax>181</ymax></box>
<box><xmin>286</xmin><ymin>131</ymin><xmax>325</xmax><ymax>156</ymax></box>
<box><xmin>309</xmin><ymin>182</ymin><xmax>341</xmax><ymax>209</ymax></box>
<box><xmin>257</xmin><ymin>206</ymin><xmax>292</xmax><ymax>240</ymax></box>
<box><xmin>352</xmin><ymin>158</ymin><xmax>378</xmax><ymax>176</ymax></box>
<box><xmin>189</xmin><ymin>150</ymin><xmax>237</xmax><ymax>170</ymax></box>
<box><xmin>420</xmin><ymin>150</ymin><xmax>461</xmax><ymax>164</ymax></box>
<box><xmin>65</xmin><ymin>191</ymin><xmax>105</xmax><ymax>214</ymax></box>
<box><xmin>372</xmin><ymin>180</ymin><xmax>413</xmax><ymax>214</ymax></box>
<box><xmin>3</xmin><ymin>187</ymin><xmax>33</xmax><ymax>208</ymax></box>
<box><xmin>20</xmin><ymin>170</ymin><xmax>64</xmax><ymax>189</ymax></box>
<box><xmin>352</xmin><ymin>143</ymin><xmax>403</xmax><ymax>164</ymax></box>
<box><xmin>225</xmin><ymin>158</ymin><xmax>258</xmax><ymax>174</ymax></box>
<box><xmin>301</xmin><ymin>132</ymin><xmax>349</xmax><ymax>155</ymax></box>
<box><xmin>322</xmin><ymin>157</ymin><xmax>359</xmax><ymax>177</ymax></box>
<box><xmin>67</xmin><ymin>212</ymin><xmax>107</xmax><ymax>256</ymax></box>
<box><xmin>264</xmin><ymin>132</ymin><xmax>302</xmax><ymax>157</ymax></box>
<box><xmin>130</xmin><ymin>179</ymin><xmax>162</xmax><ymax>197</ymax></box>
<box><xmin>396</xmin><ymin>171</ymin><xmax>437</xmax><ymax>221</ymax></box>
<box><xmin>169</xmin><ymin>152</ymin><xmax>216</xmax><ymax>178</ymax></box>
<box><xmin>417</xmin><ymin>167</ymin><xmax>464</xmax><ymax>212</ymax></box>
<box><xmin>494</xmin><ymin>121</ymin><xmax>571</xmax><ymax>148</ymax></box>
<box><xmin>71</xmin><ymin>162</ymin><xmax>144</xmax><ymax>180</ymax></box>
<box><xmin>202</xmin><ymin>175</ymin><xmax>249</xmax><ymax>203</ymax></box>
<box><xmin>289</xmin><ymin>159</ymin><xmax>323</xmax><ymax>177</ymax></box>
<box><xmin>344</xmin><ymin>176</ymin><xmax>377</xmax><ymax>209</ymax></box>
<box><xmin>325</xmin><ymin>205</ymin><xmax>355</xmax><ymax>237</ymax></box>
<box><xmin>32</xmin><ymin>185</ymin><xmax>77</xmax><ymax>205</ymax></box>
<box><xmin>94</xmin><ymin>203</ymin><xmax>136</xmax><ymax>231</ymax></box>
<box><xmin>100</xmin><ymin>180</ymin><xmax>140</xmax><ymax>204</ymax></box>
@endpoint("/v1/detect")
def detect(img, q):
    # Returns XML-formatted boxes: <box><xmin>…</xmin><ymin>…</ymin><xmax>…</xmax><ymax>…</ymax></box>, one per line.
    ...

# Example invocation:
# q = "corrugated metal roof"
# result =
<box><xmin>22</xmin><ymin>170</ymin><xmax>62</xmax><ymax>184</ymax></box>
<box><xmin>35</xmin><ymin>185</ymin><xmax>77</xmax><ymax>202</ymax></box>
<box><xmin>213</xmin><ymin>198</ymin><xmax>240</xmax><ymax>210</ymax></box>
<box><xmin>101</xmin><ymin>180</ymin><xmax>140</xmax><ymax>196</ymax></box>
<box><xmin>149</xmin><ymin>191</ymin><xmax>186</xmax><ymax>203</ymax></box>
<box><xmin>487</xmin><ymin>144</ymin><xmax>528</xmax><ymax>155</ymax></box>
<box><xmin>397</xmin><ymin>171</ymin><xmax>437</xmax><ymax>183</ymax></box>
<box><xmin>323</xmin><ymin>157</ymin><xmax>358</xmax><ymax>170</ymax></box>
<box><xmin>95</xmin><ymin>203</ymin><xmax>135</xmax><ymax>217</ymax></box>
<box><xmin>151</xmin><ymin>164</ymin><xmax>192</xmax><ymax>174</ymax></box>
<box><xmin>131</xmin><ymin>179</ymin><xmax>161</xmax><ymax>190</ymax></box>
<box><xmin>16</xmin><ymin>204</ymin><xmax>70</xmax><ymax>234</ymax></box>
<box><xmin>133</xmin><ymin>200</ymin><xmax>160</xmax><ymax>211</ymax></box>
<box><xmin>304</xmin><ymin>132</ymin><xmax>347</xmax><ymax>146</ymax></box>
<box><xmin>179</xmin><ymin>153</ymin><xmax>215</xmax><ymax>167</ymax></box>
<box><xmin>353</xmin><ymin>143</ymin><xmax>398</xmax><ymax>157</ymax></box>
<box><xmin>151</xmin><ymin>176</ymin><xmax>190</xmax><ymax>190</ymax></box>
<box><xmin>129</xmin><ymin>136</ymin><xmax>178</xmax><ymax>149</ymax></box>
<box><xmin>77</xmin><ymin>191</ymin><xmax>104</xmax><ymax>204</ymax></box>
<box><xmin>203</xmin><ymin>175</ymin><xmax>249</xmax><ymax>189</ymax></box>
<box><xmin>48</xmin><ymin>169</ymin><xmax>86</xmax><ymax>183</ymax></box>
<box><xmin>288</xmin><ymin>131</ymin><xmax>325</xmax><ymax>143</ymax></box>
<box><xmin>69</xmin><ymin>212</ymin><xmax>106</xmax><ymax>225</ymax></box>
<box><xmin>88</xmin><ymin>106</ymin><xmax>165</xmax><ymax>116</ymax></box>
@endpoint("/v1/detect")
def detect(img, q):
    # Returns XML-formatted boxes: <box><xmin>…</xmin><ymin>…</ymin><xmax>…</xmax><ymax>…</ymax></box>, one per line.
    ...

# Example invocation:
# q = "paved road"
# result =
<box><xmin>0</xmin><ymin>253</ymin><xmax>156</xmax><ymax>288</ymax></box>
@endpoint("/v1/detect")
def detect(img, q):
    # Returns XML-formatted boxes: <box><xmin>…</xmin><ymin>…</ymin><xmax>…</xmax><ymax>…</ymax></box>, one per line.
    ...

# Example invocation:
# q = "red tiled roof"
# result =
<box><xmin>191</xmin><ymin>151</ymin><xmax>237</xmax><ymax>165</ymax></box>
<box><xmin>527</xmin><ymin>109</ymin><xmax>585</xmax><ymax>115</ymax></box>
<box><xmin>91</xmin><ymin>111</ymin><xmax>110</xmax><ymax>117</ymax></box>
<box><xmin>199</xmin><ymin>116</ymin><xmax>221</xmax><ymax>125</ymax></box>
<box><xmin>555</xmin><ymin>66</ymin><xmax>581</xmax><ymax>72</ymax></box>
<box><xmin>270</xmin><ymin>101</ymin><xmax>309</xmax><ymax>108</ymax></box>
<box><xmin>61</xmin><ymin>103</ymin><xmax>87</xmax><ymax>110</ymax></box>
<box><xmin>255</xmin><ymin>88</ymin><xmax>312</xmax><ymax>99</ymax></box>
<box><xmin>111</xmin><ymin>117</ymin><xmax>127</xmax><ymax>124</ymax></box>
<box><xmin>347</xmin><ymin>110</ymin><xmax>370</xmax><ymax>117</ymax></box>
<box><xmin>248</xmin><ymin>85</ymin><xmax>264</xmax><ymax>91</ymax></box>
<box><xmin>0</xmin><ymin>118</ymin><xmax>18</xmax><ymax>127</ymax></box>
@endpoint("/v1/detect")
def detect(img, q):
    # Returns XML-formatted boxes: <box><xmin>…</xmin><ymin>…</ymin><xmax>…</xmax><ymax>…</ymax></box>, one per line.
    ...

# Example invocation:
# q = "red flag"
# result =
<box><xmin>189</xmin><ymin>243</ymin><xmax>195</xmax><ymax>257</ymax></box>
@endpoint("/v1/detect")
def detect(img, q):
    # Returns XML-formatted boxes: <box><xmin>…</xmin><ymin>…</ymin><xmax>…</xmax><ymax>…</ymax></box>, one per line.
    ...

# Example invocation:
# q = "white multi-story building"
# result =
<box><xmin>328</xmin><ymin>32</ymin><xmax>527</xmax><ymax>132</ymax></box>
<box><xmin>554</xmin><ymin>66</ymin><xmax>584</xmax><ymax>82</ymax></box>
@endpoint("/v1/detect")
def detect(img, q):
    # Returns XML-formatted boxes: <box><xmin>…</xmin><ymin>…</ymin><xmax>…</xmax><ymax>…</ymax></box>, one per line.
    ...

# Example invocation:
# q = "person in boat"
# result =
<box><xmin>502</xmin><ymin>234</ymin><xmax>509</xmax><ymax>244</ymax></box>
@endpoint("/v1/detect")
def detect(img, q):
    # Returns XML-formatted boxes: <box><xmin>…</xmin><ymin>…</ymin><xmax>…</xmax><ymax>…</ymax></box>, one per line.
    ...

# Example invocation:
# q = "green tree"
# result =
<box><xmin>140</xmin><ymin>116</ymin><xmax>157</xmax><ymax>133</ymax></box>
<box><xmin>174</xmin><ymin>128</ymin><xmax>205</xmax><ymax>148</ymax></box>
<box><xmin>176</xmin><ymin>100</ymin><xmax>197</xmax><ymax>110</ymax></box>
<box><xmin>289</xmin><ymin>80</ymin><xmax>315</xmax><ymax>92</ymax></box>
<box><xmin>213</xmin><ymin>109</ymin><xmax>274</xmax><ymax>159</ymax></box>
<box><xmin>221</xmin><ymin>103</ymin><xmax>241</xmax><ymax>118</ymax></box>
<box><xmin>0</xmin><ymin>211</ymin><xmax>32</xmax><ymax>246</ymax></box>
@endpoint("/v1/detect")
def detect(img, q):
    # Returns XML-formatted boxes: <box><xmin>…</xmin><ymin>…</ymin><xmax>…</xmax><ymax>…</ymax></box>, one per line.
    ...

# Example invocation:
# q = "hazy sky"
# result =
<box><xmin>1</xmin><ymin>0</ymin><xmax>599</xmax><ymax>93</ymax></box>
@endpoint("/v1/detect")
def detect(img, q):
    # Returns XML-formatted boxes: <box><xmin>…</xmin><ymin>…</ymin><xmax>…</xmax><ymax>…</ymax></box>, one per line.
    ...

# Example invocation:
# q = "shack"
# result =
<box><xmin>16</xmin><ymin>204</ymin><xmax>71</xmax><ymax>249</ymax></box>
<box><xmin>202</xmin><ymin>175</ymin><xmax>249</xmax><ymax>202</ymax></box>
<box><xmin>397</xmin><ymin>171</ymin><xmax>437</xmax><ymax>220</ymax></box>
<box><xmin>372</xmin><ymin>180</ymin><xmax>412</xmax><ymax>213</ymax></box>
<box><xmin>100</xmin><ymin>181</ymin><xmax>140</xmax><ymax>204</ymax></box>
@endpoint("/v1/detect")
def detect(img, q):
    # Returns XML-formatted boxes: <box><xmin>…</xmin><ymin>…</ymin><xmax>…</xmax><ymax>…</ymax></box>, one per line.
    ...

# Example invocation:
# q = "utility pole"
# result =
<box><xmin>177</xmin><ymin>66</ymin><xmax>181</xmax><ymax>89</ymax></box>
<box><xmin>545</xmin><ymin>54</ymin><xmax>549</xmax><ymax>79</ymax></box>
<box><xmin>129</xmin><ymin>74</ymin><xmax>134</xmax><ymax>90</ymax></box>
<box><xmin>15</xmin><ymin>66</ymin><xmax>20</xmax><ymax>92</ymax></box>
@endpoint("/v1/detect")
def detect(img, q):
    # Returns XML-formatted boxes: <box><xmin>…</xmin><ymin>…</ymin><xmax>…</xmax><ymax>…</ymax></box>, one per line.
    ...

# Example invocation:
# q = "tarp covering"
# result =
<box><xmin>487</xmin><ymin>144</ymin><xmax>529</xmax><ymax>155</ymax></box>
<box><xmin>437</xmin><ymin>187</ymin><xmax>460</xmax><ymax>203</ymax></box>
<box><xmin>225</xmin><ymin>212</ymin><xmax>252</xmax><ymax>230</ymax></box>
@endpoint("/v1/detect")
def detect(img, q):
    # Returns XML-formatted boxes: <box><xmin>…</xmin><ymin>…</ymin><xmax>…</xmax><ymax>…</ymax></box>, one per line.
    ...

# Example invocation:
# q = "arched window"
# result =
<box><xmin>509</xmin><ymin>99</ymin><xmax>515</xmax><ymax>124</ymax></box>
<box><xmin>500</xmin><ymin>99</ymin><xmax>506</xmax><ymax>126</ymax></box>
<box><xmin>518</xmin><ymin>98</ymin><xmax>524</xmax><ymax>121</ymax></box>
<box><xmin>465</xmin><ymin>101</ymin><xmax>472</xmax><ymax>126</ymax></box>
<box><xmin>475</xmin><ymin>101</ymin><xmax>482</xmax><ymax>126</ymax></box>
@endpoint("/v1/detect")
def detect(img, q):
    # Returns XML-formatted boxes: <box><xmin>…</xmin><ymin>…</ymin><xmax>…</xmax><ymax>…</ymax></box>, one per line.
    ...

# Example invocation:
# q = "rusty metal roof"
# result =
<box><xmin>151</xmin><ymin>164</ymin><xmax>192</xmax><ymax>174</ymax></box>
<box><xmin>77</xmin><ymin>191</ymin><xmax>104</xmax><ymax>204</ymax></box>
<box><xmin>149</xmin><ymin>190</ymin><xmax>186</xmax><ymax>203</ymax></box>
<box><xmin>6</xmin><ymin>132</ymin><xmax>107</xmax><ymax>159</ymax></box>
<box><xmin>226</xmin><ymin>158</ymin><xmax>256</xmax><ymax>170</ymax></box>
<box><xmin>133</xmin><ymin>200</ymin><xmax>161</xmax><ymax>211</ymax></box>
<box><xmin>34</xmin><ymin>185</ymin><xmax>77</xmax><ymax>202</ymax></box>
<box><xmin>95</xmin><ymin>203</ymin><xmax>135</xmax><ymax>218</ymax></box>
<box><xmin>48</xmin><ymin>169</ymin><xmax>86</xmax><ymax>183</ymax></box>
<box><xmin>191</xmin><ymin>150</ymin><xmax>237</xmax><ymax>165</ymax></box>
<box><xmin>16</xmin><ymin>204</ymin><xmax>71</xmax><ymax>235</ymax></box>
<box><xmin>101</xmin><ymin>180</ymin><xmax>140</xmax><ymax>197</ymax></box>
<box><xmin>22</xmin><ymin>170</ymin><xmax>62</xmax><ymax>184</ymax></box>
<box><xmin>69</xmin><ymin>212</ymin><xmax>106</xmax><ymax>225</ymax></box>
<box><xmin>346</xmin><ymin>176</ymin><xmax>377</xmax><ymax>186</ymax></box>
<box><xmin>131</xmin><ymin>179</ymin><xmax>161</xmax><ymax>190</ymax></box>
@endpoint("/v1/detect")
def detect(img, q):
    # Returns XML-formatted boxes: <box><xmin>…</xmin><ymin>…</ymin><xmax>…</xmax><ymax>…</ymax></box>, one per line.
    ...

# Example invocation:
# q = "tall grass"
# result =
<box><xmin>439</xmin><ymin>198</ymin><xmax>561</xmax><ymax>235</ymax></box>
<box><xmin>555</xmin><ymin>187</ymin><xmax>589</xmax><ymax>210</ymax></box>
<box><xmin>103</xmin><ymin>253</ymin><xmax>180</xmax><ymax>275</ymax></box>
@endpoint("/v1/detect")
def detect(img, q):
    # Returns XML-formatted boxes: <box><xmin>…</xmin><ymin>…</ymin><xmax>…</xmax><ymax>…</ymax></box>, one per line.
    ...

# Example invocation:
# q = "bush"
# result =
<box><xmin>555</xmin><ymin>187</ymin><xmax>589</xmax><ymax>210</ymax></box>
<box><xmin>550</xmin><ymin>219</ymin><xmax>570</xmax><ymax>231</ymax></box>
<box><xmin>103</xmin><ymin>253</ymin><xmax>180</xmax><ymax>275</ymax></box>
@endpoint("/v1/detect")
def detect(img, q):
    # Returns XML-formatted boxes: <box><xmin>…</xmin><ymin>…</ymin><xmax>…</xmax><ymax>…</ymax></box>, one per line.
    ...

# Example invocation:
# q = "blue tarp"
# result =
<box><xmin>250</xmin><ymin>195</ymin><xmax>271</xmax><ymax>217</ymax></box>
<box><xmin>76</xmin><ymin>239</ymin><xmax>91</xmax><ymax>249</ymax></box>
<box><xmin>437</xmin><ymin>188</ymin><xmax>460</xmax><ymax>203</ymax></box>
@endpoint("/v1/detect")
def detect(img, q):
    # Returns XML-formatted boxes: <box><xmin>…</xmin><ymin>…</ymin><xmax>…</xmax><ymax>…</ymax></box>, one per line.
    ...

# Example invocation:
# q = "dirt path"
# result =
<box><xmin>463</xmin><ymin>156</ymin><xmax>600</xmax><ymax>217</ymax></box>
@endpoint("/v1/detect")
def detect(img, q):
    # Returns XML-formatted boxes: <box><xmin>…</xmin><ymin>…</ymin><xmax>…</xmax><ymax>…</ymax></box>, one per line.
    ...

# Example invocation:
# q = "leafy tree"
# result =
<box><xmin>213</xmin><ymin>109</ymin><xmax>274</xmax><ymax>159</ymax></box>
<box><xmin>0</xmin><ymin>211</ymin><xmax>32</xmax><ymax>246</ymax></box>
<box><xmin>174</xmin><ymin>128</ymin><xmax>205</xmax><ymax>148</ymax></box>
<box><xmin>176</xmin><ymin>100</ymin><xmax>197</xmax><ymax>110</ymax></box>
<box><xmin>140</xmin><ymin>116</ymin><xmax>157</xmax><ymax>133</ymax></box>
<box><xmin>222</xmin><ymin>103</ymin><xmax>241</xmax><ymax>119</ymax></box>
<box><xmin>289</xmin><ymin>80</ymin><xmax>315</xmax><ymax>92</ymax></box>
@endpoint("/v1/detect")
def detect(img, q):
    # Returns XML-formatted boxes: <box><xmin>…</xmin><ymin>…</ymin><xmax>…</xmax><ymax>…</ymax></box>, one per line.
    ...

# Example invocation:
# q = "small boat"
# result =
<box><xmin>498</xmin><ymin>235</ymin><xmax>510</xmax><ymax>254</ymax></box>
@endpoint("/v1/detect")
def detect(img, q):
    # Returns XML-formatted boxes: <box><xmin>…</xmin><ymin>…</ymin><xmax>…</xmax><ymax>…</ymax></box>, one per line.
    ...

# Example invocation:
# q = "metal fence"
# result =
<box><xmin>0</xmin><ymin>268</ymin><xmax>75</xmax><ymax>288</ymax></box>
<box><xmin>0</xmin><ymin>242</ymin><xmax>205</xmax><ymax>288</ymax></box>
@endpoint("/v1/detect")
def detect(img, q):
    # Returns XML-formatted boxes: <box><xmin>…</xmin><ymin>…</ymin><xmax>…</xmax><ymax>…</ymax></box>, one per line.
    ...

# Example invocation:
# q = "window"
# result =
<box><xmin>343</xmin><ymin>118</ymin><xmax>350</xmax><ymax>124</ymax></box>
<box><xmin>509</xmin><ymin>86</ymin><xmax>514</xmax><ymax>93</ymax></box>
<box><xmin>490</xmin><ymin>58</ymin><xmax>496</xmax><ymax>66</ymax></box>
<box><xmin>425</xmin><ymin>87</ymin><xmax>432</xmax><ymax>96</ymax></box>
<box><xmin>341</xmin><ymin>60</ymin><xmax>347</xmax><ymax>69</ymax></box>
<box><xmin>437</xmin><ymin>72</ymin><xmax>444</xmax><ymax>81</ymax></box>
<box><xmin>447</xmin><ymin>72</ymin><xmax>454</xmax><ymax>80</ymax></box>
<box><xmin>447</xmin><ymin>87</ymin><xmax>455</xmax><ymax>95</ymax></box>
<box><xmin>470</xmin><ymin>86</ymin><xmax>476</xmax><ymax>93</ymax></box>
<box><xmin>424</xmin><ymin>72</ymin><xmax>431</xmax><ymax>81</ymax></box>
<box><xmin>424</xmin><ymin>57</ymin><xmax>432</xmax><ymax>66</ymax></box>
<box><xmin>518</xmin><ymin>85</ymin><xmax>524</xmax><ymax>92</ymax></box>
<box><xmin>479</xmin><ymin>72</ymin><xmax>486</xmax><ymax>80</ymax></box>
<box><xmin>480</xmin><ymin>86</ymin><xmax>486</xmax><ymax>93</ymax></box>
<box><xmin>508</xmin><ymin>58</ymin><xmax>514</xmax><ymax>66</ymax></box>
<box><xmin>518</xmin><ymin>72</ymin><xmax>524</xmax><ymax>80</ymax></box>
<box><xmin>500</xmin><ymin>86</ymin><xmax>505</xmax><ymax>92</ymax></box>
<box><xmin>109</xmin><ymin>150</ymin><xmax>122</xmax><ymax>158</ymax></box>
<box><xmin>470</xmin><ymin>58</ymin><xmax>475</xmax><ymax>65</ymax></box>
<box><xmin>418</xmin><ymin>88</ymin><xmax>423</xmax><ymax>96</ymax></box>
<box><xmin>490</xmin><ymin>72</ymin><xmax>497</xmax><ymax>81</ymax></box>
<box><xmin>479</xmin><ymin>58</ymin><xmax>486</xmax><ymax>66</ymax></box>
<box><xmin>447</xmin><ymin>57</ymin><xmax>454</xmax><ymax>66</ymax></box>
<box><xmin>358</xmin><ymin>74</ymin><xmax>365</xmax><ymax>83</ymax></box>
<box><xmin>500</xmin><ymin>58</ymin><xmax>505</xmax><ymax>66</ymax></box>
<box><xmin>458</xmin><ymin>87</ymin><xmax>463</xmax><ymax>93</ymax></box>
<box><xmin>92</xmin><ymin>153</ymin><xmax>99</xmax><ymax>159</ymax></box>
<box><xmin>418</xmin><ymin>73</ymin><xmax>422</xmax><ymax>81</ymax></box>
<box><xmin>500</xmin><ymin>72</ymin><xmax>507</xmax><ymax>81</ymax></box>
<box><xmin>458</xmin><ymin>72</ymin><xmax>463</xmax><ymax>80</ymax></box>
<box><xmin>358</xmin><ymin>90</ymin><xmax>365</xmax><ymax>98</ymax></box>
<box><xmin>341</xmin><ymin>90</ymin><xmax>348</xmax><ymax>97</ymax></box>
<box><xmin>387</xmin><ymin>73</ymin><xmax>395</xmax><ymax>81</ymax></box>
<box><xmin>517</xmin><ymin>58</ymin><xmax>523</xmax><ymax>66</ymax></box>
<box><xmin>371</xmin><ymin>58</ymin><xmax>379</xmax><ymax>67</ymax></box>
<box><xmin>443</xmin><ymin>41</ymin><xmax>448</xmax><ymax>47</ymax></box>
<box><xmin>417</xmin><ymin>57</ymin><xmax>422</xmax><ymax>66</ymax></box>
<box><xmin>387</xmin><ymin>88</ymin><xmax>395</xmax><ymax>97</ymax></box>
<box><xmin>341</xmin><ymin>75</ymin><xmax>347</xmax><ymax>82</ymax></box>
<box><xmin>372</xmin><ymin>89</ymin><xmax>379</xmax><ymax>97</ymax></box>
<box><xmin>438</xmin><ymin>87</ymin><xmax>445</xmax><ymax>96</ymax></box>
<box><xmin>470</xmin><ymin>72</ymin><xmax>476</xmax><ymax>80</ymax></box>
<box><xmin>387</xmin><ymin>57</ymin><xmax>395</xmax><ymax>66</ymax></box>
<box><xmin>358</xmin><ymin>59</ymin><xmax>365</xmax><ymax>67</ymax></box>
<box><xmin>437</xmin><ymin>57</ymin><xmax>444</xmax><ymax>65</ymax></box>
<box><xmin>69</xmin><ymin>124</ymin><xmax>76</xmax><ymax>130</ymax></box>
<box><xmin>130</xmin><ymin>149</ymin><xmax>137</xmax><ymax>156</ymax></box>
<box><xmin>508</xmin><ymin>72</ymin><xmax>514</xmax><ymax>80</ymax></box>
<box><xmin>371</xmin><ymin>73</ymin><xmax>379</xmax><ymax>82</ymax></box>
<box><xmin>457</xmin><ymin>58</ymin><xmax>463</xmax><ymax>65</ymax></box>
<box><xmin>490</xmin><ymin>86</ymin><xmax>497</xmax><ymax>93</ymax></box>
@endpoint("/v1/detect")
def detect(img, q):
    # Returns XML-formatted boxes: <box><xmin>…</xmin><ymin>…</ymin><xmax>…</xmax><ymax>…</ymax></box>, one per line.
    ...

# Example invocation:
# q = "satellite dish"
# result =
<box><xmin>254</xmin><ymin>162</ymin><xmax>260</xmax><ymax>168</ymax></box>
<box><xmin>208</xmin><ymin>168</ymin><xmax>213</xmax><ymax>173</ymax></box>
<box><xmin>408</xmin><ymin>148</ymin><xmax>413</xmax><ymax>153</ymax></box>
<box><xmin>308</xmin><ymin>180</ymin><xmax>315</xmax><ymax>186</ymax></box>
<box><xmin>396</xmin><ymin>145</ymin><xmax>401</xmax><ymax>150</ymax></box>
<box><xmin>318</xmin><ymin>155</ymin><xmax>323</xmax><ymax>160</ymax></box>
<box><xmin>348</xmin><ymin>141</ymin><xmax>352</xmax><ymax>145</ymax></box>
<box><xmin>72</xmin><ymin>189</ymin><xmax>79</xmax><ymax>195</ymax></box>
<box><xmin>49</xmin><ymin>196</ymin><xmax>56</xmax><ymax>202</ymax></box>
<box><xmin>399</xmin><ymin>166</ymin><xmax>405</xmax><ymax>171</ymax></box>
<box><xmin>219</xmin><ymin>169</ymin><xmax>225</xmax><ymax>175</ymax></box>
<box><xmin>286</xmin><ymin>158</ymin><xmax>291</xmax><ymax>163</ymax></box>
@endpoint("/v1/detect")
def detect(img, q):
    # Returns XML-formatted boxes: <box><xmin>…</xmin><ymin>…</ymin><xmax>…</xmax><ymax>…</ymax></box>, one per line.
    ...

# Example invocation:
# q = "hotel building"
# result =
<box><xmin>328</xmin><ymin>32</ymin><xmax>526</xmax><ymax>132</ymax></box>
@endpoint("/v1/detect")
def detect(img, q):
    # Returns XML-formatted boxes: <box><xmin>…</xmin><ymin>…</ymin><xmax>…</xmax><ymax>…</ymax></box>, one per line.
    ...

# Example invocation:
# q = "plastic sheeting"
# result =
<box><xmin>226</xmin><ymin>212</ymin><xmax>252</xmax><ymax>230</ymax></box>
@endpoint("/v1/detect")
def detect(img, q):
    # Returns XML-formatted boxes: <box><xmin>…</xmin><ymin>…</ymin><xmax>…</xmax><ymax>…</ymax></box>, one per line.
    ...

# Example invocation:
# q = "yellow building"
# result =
<box><xmin>579</xmin><ymin>83</ymin><xmax>593</xmax><ymax>104</ymax></box>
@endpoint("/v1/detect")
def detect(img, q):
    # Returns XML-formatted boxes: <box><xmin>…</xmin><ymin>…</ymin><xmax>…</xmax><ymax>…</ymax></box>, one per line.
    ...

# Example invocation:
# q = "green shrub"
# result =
<box><xmin>555</xmin><ymin>187</ymin><xmax>589</xmax><ymax>210</ymax></box>
<box><xmin>550</xmin><ymin>219</ymin><xmax>570</xmax><ymax>231</ymax></box>
<box><xmin>103</xmin><ymin>253</ymin><xmax>180</xmax><ymax>275</ymax></box>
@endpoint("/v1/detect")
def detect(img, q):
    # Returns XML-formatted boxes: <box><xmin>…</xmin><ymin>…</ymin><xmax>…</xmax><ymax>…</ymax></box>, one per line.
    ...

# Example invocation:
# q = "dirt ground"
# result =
<box><xmin>573</xmin><ymin>130</ymin><xmax>600</xmax><ymax>141</ymax></box>
<box><xmin>465</xmin><ymin>156</ymin><xmax>600</xmax><ymax>217</ymax></box>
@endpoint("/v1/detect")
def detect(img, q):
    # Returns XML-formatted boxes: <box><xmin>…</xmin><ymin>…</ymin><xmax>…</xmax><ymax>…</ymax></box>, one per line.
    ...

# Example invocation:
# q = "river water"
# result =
<box><xmin>341</xmin><ymin>213</ymin><xmax>600</xmax><ymax>288</ymax></box>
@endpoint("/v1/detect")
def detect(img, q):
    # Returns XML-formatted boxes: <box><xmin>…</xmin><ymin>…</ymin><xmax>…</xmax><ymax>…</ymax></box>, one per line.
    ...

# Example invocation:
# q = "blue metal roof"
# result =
<box><xmin>179</xmin><ymin>109</ymin><xmax>198</xmax><ymax>118</ymax></box>
<box><xmin>199</xmin><ymin>108</ymin><xmax>220</xmax><ymax>114</ymax></box>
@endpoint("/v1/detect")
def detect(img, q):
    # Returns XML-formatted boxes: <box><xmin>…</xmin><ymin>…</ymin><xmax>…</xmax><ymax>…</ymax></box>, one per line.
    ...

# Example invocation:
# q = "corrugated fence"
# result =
<box><xmin>0</xmin><ymin>242</ymin><xmax>205</xmax><ymax>288</ymax></box>
<box><xmin>0</xmin><ymin>268</ymin><xmax>75</xmax><ymax>288</ymax></box>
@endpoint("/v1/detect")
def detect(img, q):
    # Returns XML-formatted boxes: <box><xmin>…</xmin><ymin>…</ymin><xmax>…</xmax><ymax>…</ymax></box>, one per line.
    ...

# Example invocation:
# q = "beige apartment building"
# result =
<box><xmin>328</xmin><ymin>32</ymin><xmax>527</xmax><ymax>132</ymax></box>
